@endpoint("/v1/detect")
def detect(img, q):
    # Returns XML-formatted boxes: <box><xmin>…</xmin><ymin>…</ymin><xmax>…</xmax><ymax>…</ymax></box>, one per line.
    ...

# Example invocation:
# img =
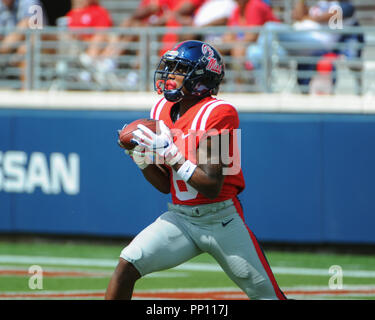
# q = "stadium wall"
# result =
<box><xmin>0</xmin><ymin>92</ymin><xmax>374</xmax><ymax>244</ymax></box>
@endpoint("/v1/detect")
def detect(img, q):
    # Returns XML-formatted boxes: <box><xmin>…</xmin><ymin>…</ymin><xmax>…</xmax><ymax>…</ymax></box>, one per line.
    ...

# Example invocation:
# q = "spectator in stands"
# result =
<box><xmin>192</xmin><ymin>0</ymin><xmax>237</xmax><ymax>43</ymax></box>
<box><xmin>290</xmin><ymin>0</ymin><xmax>364</xmax><ymax>94</ymax></box>
<box><xmin>0</xmin><ymin>0</ymin><xmax>46</xmax><ymax>85</ymax></box>
<box><xmin>95</xmin><ymin>0</ymin><xmax>167</xmax><ymax>72</ymax></box>
<box><xmin>64</xmin><ymin>0</ymin><xmax>167</xmax><ymax>89</ymax></box>
<box><xmin>65</xmin><ymin>0</ymin><xmax>112</xmax><ymax>68</ymax></box>
<box><xmin>222</xmin><ymin>0</ymin><xmax>280</xmax><ymax>85</ymax></box>
<box><xmin>194</xmin><ymin>0</ymin><xmax>236</xmax><ymax>27</ymax></box>
<box><xmin>0</xmin><ymin>0</ymin><xmax>46</xmax><ymax>56</ymax></box>
<box><xmin>158</xmin><ymin>0</ymin><xmax>205</xmax><ymax>55</ymax></box>
<box><xmin>80</xmin><ymin>0</ymin><xmax>204</xmax><ymax>89</ymax></box>
<box><xmin>240</xmin><ymin>0</ymin><xmax>364</xmax><ymax>94</ymax></box>
<box><xmin>92</xmin><ymin>0</ymin><xmax>205</xmax><ymax>70</ymax></box>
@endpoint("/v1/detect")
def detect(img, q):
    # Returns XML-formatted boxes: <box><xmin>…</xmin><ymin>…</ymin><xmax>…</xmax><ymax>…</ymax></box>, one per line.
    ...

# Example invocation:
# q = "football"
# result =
<box><xmin>118</xmin><ymin>118</ymin><xmax>158</xmax><ymax>150</ymax></box>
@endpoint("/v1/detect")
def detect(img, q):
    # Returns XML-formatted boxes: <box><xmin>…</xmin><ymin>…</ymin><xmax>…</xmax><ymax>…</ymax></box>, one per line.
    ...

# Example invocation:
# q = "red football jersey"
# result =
<box><xmin>150</xmin><ymin>96</ymin><xmax>245</xmax><ymax>205</ymax></box>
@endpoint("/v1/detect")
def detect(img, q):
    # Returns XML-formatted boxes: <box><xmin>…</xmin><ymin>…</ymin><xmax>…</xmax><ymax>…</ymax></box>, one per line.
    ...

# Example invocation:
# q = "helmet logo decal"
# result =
<box><xmin>164</xmin><ymin>50</ymin><xmax>178</xmax><ymax>59</ymax></box>
<box><xmin>202</xmin><ymin>44</ymin><xmax>222</xmax><ymax>75</ymax></box>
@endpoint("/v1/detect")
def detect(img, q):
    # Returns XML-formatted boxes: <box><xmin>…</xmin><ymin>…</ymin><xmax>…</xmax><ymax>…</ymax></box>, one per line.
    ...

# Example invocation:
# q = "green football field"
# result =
<box><xmin>0</xmin><ymin>240</ymin><xmax>375</xmax><ymax>300</ymax></box>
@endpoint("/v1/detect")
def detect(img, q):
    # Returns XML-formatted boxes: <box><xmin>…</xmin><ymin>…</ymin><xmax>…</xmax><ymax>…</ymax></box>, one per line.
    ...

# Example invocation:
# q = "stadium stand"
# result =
<box><xmin>0</xmin><ymin>0</ymin><xmax>374</xmax><ymax>94</ymax></box>
<box><xmin>338</xmin><ymin>0</ymin><xmax>375</xmax><ymax>26</ymax></box>
<box><xmin>100</xmin><ymin>0</ymin><xmax>140</xmax><ymax>26</ymax></box>
<box><xmin>269</xmin><ymin>0</ymin><xmax>375</xmax><ymax>25</ymax></box>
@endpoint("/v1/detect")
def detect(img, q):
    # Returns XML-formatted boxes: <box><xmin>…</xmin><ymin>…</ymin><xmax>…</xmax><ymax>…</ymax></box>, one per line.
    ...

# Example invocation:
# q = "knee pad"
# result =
<box><xmin>227</xmin><ymin>255</ymin><xmax>265</xmax><ymax>285</ymax></box>
<box><xmin>120</xmin><ymin>244</ymin><xmax>144</xmax><ymax>275</ymax></box>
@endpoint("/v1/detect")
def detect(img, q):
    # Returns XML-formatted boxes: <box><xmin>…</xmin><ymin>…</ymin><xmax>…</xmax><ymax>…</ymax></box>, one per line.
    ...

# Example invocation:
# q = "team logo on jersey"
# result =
<box><xmin>201</xmin><ymin>44</ymin><xmax>222</xmax><ymax>75</ymax></box>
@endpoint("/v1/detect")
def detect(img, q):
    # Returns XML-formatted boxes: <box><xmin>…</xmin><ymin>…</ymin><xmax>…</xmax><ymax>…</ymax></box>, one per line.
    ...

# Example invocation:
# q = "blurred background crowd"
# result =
<box><xmin>0</xmin><ymin>0</ymin><xmax>374</xmax><ymax>95</ymax></box>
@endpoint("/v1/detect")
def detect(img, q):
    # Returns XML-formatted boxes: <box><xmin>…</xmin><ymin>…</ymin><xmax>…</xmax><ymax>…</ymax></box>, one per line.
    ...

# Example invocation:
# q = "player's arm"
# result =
<box><xmin>118</xmin><ymin>135</ymin><xmax>170</xmax><ymax>194</ymax></box>
<box><xmin>141</xmin><ymin>164</ymin><xmax>171</xmax><ymax>194</ymax></box>
<box><xmin>172</xmin><ymin>136</ymin><xmax>225</xmax><ymax>199</ymax></box>
<box><xmin>132</xmin><ymin>120</ymin><xmax>233</xmax><ymax>199</ymax></box>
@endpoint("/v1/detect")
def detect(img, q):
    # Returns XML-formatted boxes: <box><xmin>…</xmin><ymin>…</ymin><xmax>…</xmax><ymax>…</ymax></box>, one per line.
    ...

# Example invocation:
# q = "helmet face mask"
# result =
<box><xmin>154</xmin><ymin>40</ymin><xmax>225</xmax><ymax>102</ymax></box>
<box><xmin>158</xmin><ymin>60</ymin><xmax>191</xmax><ymax>79</ymax></box>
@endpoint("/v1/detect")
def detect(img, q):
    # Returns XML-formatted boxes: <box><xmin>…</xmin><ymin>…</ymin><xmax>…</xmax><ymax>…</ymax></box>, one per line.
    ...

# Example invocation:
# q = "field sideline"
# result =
<box><xmin>0</xmin><ymin>240</ymin><xmax>375</xmax><ymax>300</ymax></box>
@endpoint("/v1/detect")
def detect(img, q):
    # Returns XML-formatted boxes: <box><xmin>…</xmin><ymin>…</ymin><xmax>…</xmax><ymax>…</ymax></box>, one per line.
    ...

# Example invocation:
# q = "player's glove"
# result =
<box><xmin>132</xmin><ymin>120</ymin><xmax>183</xmax><ymax>166</ymax></box>
<box><xmin>117</xmin><ymin>127</ymin><xmax>150</xmax><ymax>170</ymax></box>
<box><xmin>124</xmin><ymin>145</ymin><xmax>150</xmax><ymax>170</ymax></box>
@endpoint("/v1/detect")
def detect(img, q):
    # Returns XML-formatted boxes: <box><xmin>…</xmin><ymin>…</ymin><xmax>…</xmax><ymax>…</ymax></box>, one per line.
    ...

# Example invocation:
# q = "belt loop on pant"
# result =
<box><xmin>193</xmin><ymin>207</ymin><xmax>200</xmax><ymax>216</ymax></box>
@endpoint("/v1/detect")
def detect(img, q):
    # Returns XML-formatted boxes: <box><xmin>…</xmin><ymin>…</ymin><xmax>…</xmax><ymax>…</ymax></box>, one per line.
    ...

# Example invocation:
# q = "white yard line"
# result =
<box><xmin>0</xmin><ymin>255</ymin><xmax>117</xmax><ymax>267</ymax></box>
<box><xmin>1</xmin><ymin>255</ymin><xmax>375</xmax><ymax>278</ymax></box>
<box><xmin>1</xmin><ymin>285</ymin><xmax>375</xmax><ymax>300</ymax></box>
<box><xmin>0</xmin><ymin>265</ymin><xmax>187</xmax><ymax>279</ymax></box>
<box><xmin>272</xmin><ymin>267</ymin><xmax>375</xmax><ymax>278</ymax></box>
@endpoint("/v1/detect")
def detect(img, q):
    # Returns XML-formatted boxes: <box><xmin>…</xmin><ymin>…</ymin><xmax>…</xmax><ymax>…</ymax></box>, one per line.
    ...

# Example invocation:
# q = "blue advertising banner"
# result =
<box><xmin>0</xmin><ymin>109</ymin><xmax>374</xmax><ymax>243</ymax></box>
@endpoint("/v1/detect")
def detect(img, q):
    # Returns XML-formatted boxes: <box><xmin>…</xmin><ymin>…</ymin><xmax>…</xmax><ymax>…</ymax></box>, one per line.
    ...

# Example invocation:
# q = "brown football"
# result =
<box><xmin>118</xmin><ymin>118</ymin><xmax>158</xmax><ymax>150</ymax></box>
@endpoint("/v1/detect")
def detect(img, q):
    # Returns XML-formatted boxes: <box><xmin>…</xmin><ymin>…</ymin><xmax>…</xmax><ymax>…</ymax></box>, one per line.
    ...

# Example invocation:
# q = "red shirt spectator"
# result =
<box><xmin>228</xmin><ymin>0</ymin><xmax>279</xmax><ymax>27</ymax></box>
<box><xmin>159</xmin><ymin>0</ymin><xmax>205</xmax><ymax>55</ymax></box>
<box><xmin>132</xmin><ymin>0</ymin><xmax>166</xmax><ymax>25</ymax></box>
<box><xmin>223</xmin><ymin>0</ymin><xmax>279</xmax><ymax>82</ymax></box>
<box><xmin>160</xmin><ymin>0</ymin><xmax>204</xmax><ymax>13</ymax></box>
<box><xmin>67</xmin><ymin>3</ymin><xmax>112</xmax><ymax>39</ymax></box>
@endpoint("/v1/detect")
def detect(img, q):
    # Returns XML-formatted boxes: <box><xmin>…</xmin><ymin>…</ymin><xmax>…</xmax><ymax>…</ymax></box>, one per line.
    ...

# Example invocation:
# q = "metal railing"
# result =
<box><xmin>0</xmin><ymin>25</ymin><xmax>374</xmax><ymax>95</ymax></box>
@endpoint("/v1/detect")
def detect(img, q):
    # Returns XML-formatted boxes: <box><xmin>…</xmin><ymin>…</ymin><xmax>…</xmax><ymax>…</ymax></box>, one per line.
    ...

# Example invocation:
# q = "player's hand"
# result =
<box><xmin>124</xmin><ymin>145</ymin><xmax>151</xmax><ymax>170</ymax></box>
<box><xmin>117</xmin><ymin>124</ymin><xmax>141</xmax><ymax>150</ymax></box>
<box><xmin>132</xmin><ymin>120</ymin><xmax>183</xmax><ymax>166</ymax></box>
<box><xmin>117</xmin><ymin>128</ymin><xmax>127</xmax><ymax>149</ymax></box>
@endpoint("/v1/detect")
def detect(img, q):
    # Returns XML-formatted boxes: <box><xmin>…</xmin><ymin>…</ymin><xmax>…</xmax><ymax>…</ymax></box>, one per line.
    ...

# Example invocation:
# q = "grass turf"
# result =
<box><xmin>1</xmin><ymin>240</ymin><xmax>375</xmax><ymax>299</ymax></box>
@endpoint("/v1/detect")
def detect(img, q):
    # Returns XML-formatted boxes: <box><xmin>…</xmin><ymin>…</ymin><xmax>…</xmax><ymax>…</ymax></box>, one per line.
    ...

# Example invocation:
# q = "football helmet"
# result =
<box><xmin>154</xmin><ymin>40</ymin><xmax>225</xmax><ymax>102</ymax></box>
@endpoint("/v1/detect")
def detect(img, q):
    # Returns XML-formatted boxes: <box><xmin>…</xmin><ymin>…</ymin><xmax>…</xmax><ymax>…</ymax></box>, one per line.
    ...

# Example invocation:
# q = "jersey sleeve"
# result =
<box><xmin>203</xmin><ymin>103</ymin><xmax>239</xmax><ymax>135</ymax></box>
<box><xmin>198</xmin><ymin>103</ymin><xmax>241</xmax><ymax>177</ymax></box>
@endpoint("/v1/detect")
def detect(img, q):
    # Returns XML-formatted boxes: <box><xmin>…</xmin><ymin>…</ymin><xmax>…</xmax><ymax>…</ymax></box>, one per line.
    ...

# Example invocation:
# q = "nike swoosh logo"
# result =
<box><xmin>156</xmin><ymin>142</ymin><xmax>169</xmax><ymax>149</ymax></box>
<box><xmin>222</xmin><ymin>218</ymin><xmax>234</xmax><ymax>227</ymax></box>
<box><xmin>182</xmin><ymin>133</ymin><xmax>191</xmax><ymax>139</ymax></box>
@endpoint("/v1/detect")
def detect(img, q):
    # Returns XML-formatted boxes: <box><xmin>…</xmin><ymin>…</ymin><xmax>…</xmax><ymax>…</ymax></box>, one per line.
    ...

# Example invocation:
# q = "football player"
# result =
<box><xmin>105</xmin><ymin>40</ymin><xmax>286</xmax><ymax>300</ymax></box>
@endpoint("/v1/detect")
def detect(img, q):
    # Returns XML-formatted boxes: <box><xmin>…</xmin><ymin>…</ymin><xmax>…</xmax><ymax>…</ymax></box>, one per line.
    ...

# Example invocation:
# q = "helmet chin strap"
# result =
<box><xmin>164</xmin><ymin>88</ymin><xmax>184</xmax><ymax>102</ymax></box>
